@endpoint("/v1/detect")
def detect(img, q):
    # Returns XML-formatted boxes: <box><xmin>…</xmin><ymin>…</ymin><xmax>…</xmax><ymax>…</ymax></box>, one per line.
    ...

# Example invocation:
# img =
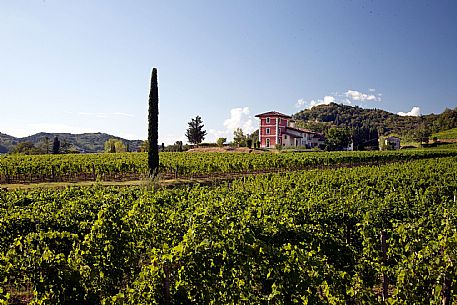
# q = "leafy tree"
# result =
<box><xmin>139</xmin><ymin>140</ymin><xmax>149</xmax><ymax>152</ymax></box>
<box><xmin>148</xmin><ymin>68</ymin><xmax>159</xmax><ymax>177</ymax></box>
<box><xmin>12</xmin><ymin>142</ymin><xmax>41</xmax><ymax>155</ymax></box>
<box><xmin>351</xmin><ymin>127</ymin><xmax>379</xmax><ymax>150</ymax></box>
<box><xmin>104</xmin><ymin>139</ymin><xmax>126</xmax><ymax>153</ymax></box>
<box><xmin>325</xmin><ymin>127</ymin><xmax>351</xmax><ymax>151</ymax></box>
<box><xmin>233</xmin><ymin>128</ymin><xmax>247</xmax><ymax>147</ymax></box>
<box><xmin>186</xmin><ymin>116</ymin><xmax>207</xmax><ymax>146</ymax></box>
<box><xmin>60</xmin><ymin>140</ymin><xmax>72</xmax><ymax>154</ymax></box>
<box><xmin>246</xmin><ymin>139</ymin><xmax>253</xmax><ymax>148</ymax></box>
<box><xmin>37</xmin><ymin>136</ymin><xmax>51</xmax><ymax>154</ymax></box>
<box><xmin>175</xmin><ymin>141</ymin><xmax>183</xmax><ymax>152</ymax></box>
<box><xmin>52</xmin><ymin>136</ymin><xmax>60</xmax><ymax>154</ymax></box>
<box><xmin>248</xmin><ymin>129</ymin><xmax>259</xmax><ymax>146</ymax></box>
<box><xmin>216</xmin><ymin>138</ymin><xmax>226</xmax><ymax>147</ymax></box>
<box><xmin>411</xmin><ymin>124</ymin><xmax>431</xmax><ymax>145</ymax></box>
<box><xmin>163</xmin><ymin>141</ymin><xmax>185</xmax><ymax>152</ymax></box>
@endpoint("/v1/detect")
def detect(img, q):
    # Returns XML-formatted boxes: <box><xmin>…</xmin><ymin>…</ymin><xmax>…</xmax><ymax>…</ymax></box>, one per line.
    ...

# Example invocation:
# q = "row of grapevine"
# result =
<box><xmin>0</xmin><ymin>157</ymin><xmax>456</xmax><ymax>304</ymax></box>
<box><xmin>1</xmin><ymin>149</ymin><xmax>456</xmax><ymax>183</ymax></box>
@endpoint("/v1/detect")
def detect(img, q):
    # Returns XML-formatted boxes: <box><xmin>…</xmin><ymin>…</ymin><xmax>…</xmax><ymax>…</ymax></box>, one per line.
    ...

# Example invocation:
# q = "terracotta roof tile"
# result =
<box><xmin>255</xmin><ymin>111</ymin><xmax>291</xmax><ymax>118</ymax></box>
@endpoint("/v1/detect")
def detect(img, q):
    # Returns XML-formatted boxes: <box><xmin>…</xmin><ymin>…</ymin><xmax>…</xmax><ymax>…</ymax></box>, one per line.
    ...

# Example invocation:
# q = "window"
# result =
<box><xmin>284</xmin><ymin>135</ymin><xmax>288</xmax><ymax>139</ymax></box>
<box><xmin>266</xmin><ymin>138</ymin><xmax>270</xmax><ymax>147</ymax></box>
<box><xmin>266</xmin><ymin>128</ymin><xmax>270</xmax><ymax>134</ymax></box>
<box><xmin>266</xmin><ymin>117</ymin><xmax>270</xmax><ymax>124</ymax></box>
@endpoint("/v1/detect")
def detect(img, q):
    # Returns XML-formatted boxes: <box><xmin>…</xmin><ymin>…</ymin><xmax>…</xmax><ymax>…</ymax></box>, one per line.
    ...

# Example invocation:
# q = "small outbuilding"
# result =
<box><xmin>384</xmin><ymin>136</ymin><xmax>401</xmax><ymax>150</ymax></box>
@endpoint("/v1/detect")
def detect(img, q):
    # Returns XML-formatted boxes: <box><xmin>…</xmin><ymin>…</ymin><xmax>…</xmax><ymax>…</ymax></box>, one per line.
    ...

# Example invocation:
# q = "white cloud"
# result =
<box><xmin>295</xmin><ymin>98</ymin><xmax>306</xmax><ymax>108</ymax></box>
<box><xmin>397</xmin><ymin>106</ymin><xmax>421</xmax><ymax>117</ymax></box>
<box><xmin>296</xmin><ymin>95</ymin><xmax>349</xmax><ymax>109</ymax></box>
<box><xmin>295</xmin><ymin>89</ymin><xmax>382</xmax><ymax>110</ymax></box>
<box><xmin>223</xmin><ymin>107</ymin><xmax>255</xmax><ymax>133</ymax></box>
<box><xmin>207</xmin><ymin>107</ymin><xmax>257</xmax><ymax>142</ymax></box>
<box><xmin>344</xmin><ymin>90</ymin><xmax>381</xmax><ymax>102</ymax></box>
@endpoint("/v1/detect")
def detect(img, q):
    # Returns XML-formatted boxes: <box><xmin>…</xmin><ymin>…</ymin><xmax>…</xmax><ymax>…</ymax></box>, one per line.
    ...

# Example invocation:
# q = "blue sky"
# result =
<box><xmin>1</xmin><ymin>1</ymin><xmax>456</xmax><ymax>144</ymax></box>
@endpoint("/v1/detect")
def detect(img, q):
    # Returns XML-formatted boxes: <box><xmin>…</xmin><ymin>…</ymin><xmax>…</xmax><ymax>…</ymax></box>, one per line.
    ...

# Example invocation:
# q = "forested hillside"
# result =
<box><xmin>293</xmin><ymin>103</ymin><xmax>457</xmax><ymax>136</ymax></box>
<box><xmin>0</xmin><ymin>132</ymin><xmax>143</xmax><ymax>153</ymax></box>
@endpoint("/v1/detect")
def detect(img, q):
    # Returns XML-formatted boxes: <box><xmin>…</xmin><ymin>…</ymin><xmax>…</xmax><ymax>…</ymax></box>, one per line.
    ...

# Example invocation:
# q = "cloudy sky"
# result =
<box><xmin>1</xmin><ymin>1</ymin><xmax>456</xmax><ymax>144</ymax></box>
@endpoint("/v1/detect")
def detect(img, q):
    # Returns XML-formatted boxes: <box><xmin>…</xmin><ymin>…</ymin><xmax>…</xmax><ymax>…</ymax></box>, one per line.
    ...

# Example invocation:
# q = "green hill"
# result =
<box><xmin>432</xmin><ymin>127</ymin><xmax>457</xmax><ymax>140</ymax></box>
<box><xmin>0</xmin><ymin>132</ymin><xmax>143</xmax><ymax>153</ymax></box>
<box><xmin>293</xmin><ymin>103</ymin><xmax>457</xmax><ymax>136</ymax></box>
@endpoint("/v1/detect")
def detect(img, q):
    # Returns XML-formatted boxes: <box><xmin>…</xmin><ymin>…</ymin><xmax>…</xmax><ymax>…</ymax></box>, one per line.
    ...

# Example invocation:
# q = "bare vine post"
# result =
<box><xmin>148</xmin><ymin>68</ymin><xmax>159</xmax><ymax>178</ymax></box>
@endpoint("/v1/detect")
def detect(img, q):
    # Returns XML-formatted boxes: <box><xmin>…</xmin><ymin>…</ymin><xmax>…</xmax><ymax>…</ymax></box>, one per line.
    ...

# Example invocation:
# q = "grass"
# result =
<box><xmin>432</xmin><ymin>127</ymin><xmax>457</xmax><ymax>140</ymax></box>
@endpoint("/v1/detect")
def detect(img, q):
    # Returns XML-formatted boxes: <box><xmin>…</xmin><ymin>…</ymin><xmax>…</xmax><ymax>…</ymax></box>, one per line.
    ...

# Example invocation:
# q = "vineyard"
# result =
<box><xmin>1</xmin><ymin>149</ymin><xmax>457</xmax><ymax>184</ymax></box>
<box><xmin>0</xmin><ymin>156</ymin><xmax>456</xmax><ymax>304</ymax></box>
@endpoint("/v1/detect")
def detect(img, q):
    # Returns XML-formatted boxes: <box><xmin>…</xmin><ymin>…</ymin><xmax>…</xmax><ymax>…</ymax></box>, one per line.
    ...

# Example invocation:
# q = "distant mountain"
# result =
<box><xmin>0</xmin><ymin>133</ymin><xmax>17</xmax><ymax>153</ymax></box>
<box><xmin>0</xmin><ymin>132</ymin><xmax>144</xmax><ymax>153</ymax></box>
<box><xmin>293</xmin><ymin>103</ymin><xmax>457</xmax><ymax>136</ymax></box>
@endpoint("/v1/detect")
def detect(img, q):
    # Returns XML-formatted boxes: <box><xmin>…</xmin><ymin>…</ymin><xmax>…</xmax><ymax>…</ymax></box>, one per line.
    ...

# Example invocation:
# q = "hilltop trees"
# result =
<box><xmin>186</xmin><ymin>116</ymin><xmax>207</xmax><ymax>146</ymax></box>
<box><xmin>148</xmin><ymin>68</ymin><xmax>159</xmax><ymax>177</ymax></box>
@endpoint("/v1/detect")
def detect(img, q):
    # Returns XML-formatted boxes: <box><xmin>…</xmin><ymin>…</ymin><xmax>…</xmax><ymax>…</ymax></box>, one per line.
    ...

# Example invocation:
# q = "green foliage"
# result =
<box><xmin>351</xmin><ymin>127</ymin><xmax>379</xmax><ymax>150</ymax></box>
<box><xmin>185</xmin><ymin>116</ymin><xmax>207</xmax><ymax>145</ymax></box>
<box><xmin>216</xmin><ymin>138</ymin><xmax>226</xmax><ymax>147</ymax></box>
<box><xmin>1</xmin><ymin>149</ymin><xmax>457</xmax><ymax>184</ymax></box>
<box><xmin>1</xmin><ymin>133</ymin><xmax>143</xmax><ymax>154</ymax></box>
<box><xmin>163</xmin><ymin>141</ymin><xmax>185</xmax><ymax>152</ymax></box>
<box><xmin>148</xmin><ymin>68</ymin><xmax>159</xmax><ymax>178</ymax></box>
<box><xmin>52</xmin><ymin>137</ymin><xmax>60</xmax><ymax>154</ymax></box>
<box><xmin>433</xmin><ymin>127</ymin><xmax>457</xmax><ymax>140</ymax></box>
<box><xmin>104</xmin><ymin>139</ymin><xmax>126</xmax><ymax>153</ymax></box>
<box><xmin>1</xmin><ymin>157</ymin><xmax>457</xmax><ymax>303</ymax></box>
<box><xmin>249</xmin><ymin>129</ymin><xmax>259</xmax><ymax>144</ymax></box>
<box><xmin>138</xmin><ymin>140</ymin><xmax>148</xmax><ymax>152</ymax></box>
<box><xmin>246</xmin><ymin>138</ymin><xmax>253</xmax><ymax>148</ymax></box>
<box><xmin>36</xmin><ymin>137</ymin><xmax>52</xmax><ymax>154</ymax></box>
<box><xmin>233</xmin><ymin>128</ymin><xmax>247</xmax><ymax>147</ymax></box>
<box><xmin>293</xmin><ymin>103</ymin><xmax>457</xmax><ymax>136</ymax></box>
<box><xmin>408</xmin><ymin>123</ymin><xmax>432</xmax><ymax>144</ymax></box>
<box><xmin>4</xmin><ymin>231</ymin><xmax>84</xmax><ymax>304</ymax></box>
<box><xmin>11</xmin><ymin>142</ymin><xmax>41</xmax><ymax>155</ymax></box>
<box><xmin>325</xmin><ymin>127</ymin><xmax>351</xmax><ymax>150</ymax></box>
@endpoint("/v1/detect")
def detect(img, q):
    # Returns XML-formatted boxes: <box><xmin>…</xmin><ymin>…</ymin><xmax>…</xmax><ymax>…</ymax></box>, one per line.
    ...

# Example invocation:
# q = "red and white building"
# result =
<box><xmin>255</xmin><ymin>111</ymin><xmax>325</xmax><ymax>149</ymax></box>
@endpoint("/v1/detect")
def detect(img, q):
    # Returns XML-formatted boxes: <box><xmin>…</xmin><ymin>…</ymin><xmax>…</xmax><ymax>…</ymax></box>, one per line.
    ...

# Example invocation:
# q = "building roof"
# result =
<box><xmin>255</xmin><ymin>111</ymin><xmax>292</xmax><ymax>118</ymax></box>
<box><xmin>286</xmin><ymin>126</ymin><xmax>323</xmax><ymax>135</ymax></box>
<box><xmin>386</xmin><ymin>136</ymin><xmax>401</xmax><ymax>141</ymax></box>
<box><xmin>284</xmin><ymin>130</ymin><xmax>302</xmax><ymax>138</ymax></box>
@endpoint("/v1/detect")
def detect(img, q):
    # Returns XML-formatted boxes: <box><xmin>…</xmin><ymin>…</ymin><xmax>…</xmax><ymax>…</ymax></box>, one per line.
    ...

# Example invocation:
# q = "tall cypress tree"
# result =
<box><xmin>52</xmin><ymin>136</ymin><xmax>60</xmax><ymax>154</ymax></box>
<box><xmin>148</xmin><ymin>68</ymin><xmax>159</xmax><ymax>177</ymax></box>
